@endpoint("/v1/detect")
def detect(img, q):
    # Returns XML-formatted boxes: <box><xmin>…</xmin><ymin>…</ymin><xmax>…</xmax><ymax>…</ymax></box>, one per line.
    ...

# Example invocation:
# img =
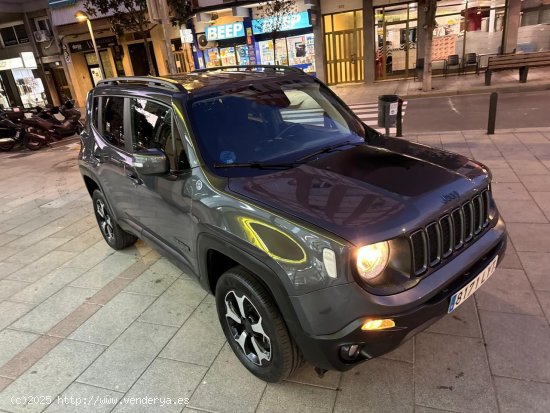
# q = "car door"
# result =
<box><xmin>91</xmin><ymin>95</ymin><xmax>135</xmax><ymax>220</ymax></box>
<box><xmin>125</xmin><ymin>97</ymin><xmax>196</xmax><ymax>270</ymax></box>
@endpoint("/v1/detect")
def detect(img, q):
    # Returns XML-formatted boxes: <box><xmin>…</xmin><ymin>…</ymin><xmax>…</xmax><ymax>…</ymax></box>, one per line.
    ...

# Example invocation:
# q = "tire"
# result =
<box><xmin>92</xmin><ymin>190</ymin><xmax>137</xmax><ymax>250</ymax></box>
<box><xmin>24</xmin><ymin>133</ymin><xmax>44</xmax><ymax>151</ymax></box>
<box><xmin>0</xmin><ymin>140</ymin><xmax>15</xmax><ymax>151</ymax></box>
<box><xmin>215</xmin><ymin>266</ymin><xmax>301</xmax><ymax>383</ymax></box>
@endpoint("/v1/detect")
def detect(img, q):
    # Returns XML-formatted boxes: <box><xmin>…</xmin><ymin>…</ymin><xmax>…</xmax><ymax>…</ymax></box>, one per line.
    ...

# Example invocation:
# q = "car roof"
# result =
<box><xmin>95</xmin><ymin>66</ymin><xmax>314</xmax><ymax>98</ymax></box>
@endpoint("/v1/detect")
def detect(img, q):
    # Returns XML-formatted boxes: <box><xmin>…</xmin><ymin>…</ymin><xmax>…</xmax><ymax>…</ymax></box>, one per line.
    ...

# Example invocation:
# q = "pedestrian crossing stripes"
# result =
<box><xmin>281</xmin><ymin>101</ymin><xmax>407</xmax><ymax>135</ymax></box>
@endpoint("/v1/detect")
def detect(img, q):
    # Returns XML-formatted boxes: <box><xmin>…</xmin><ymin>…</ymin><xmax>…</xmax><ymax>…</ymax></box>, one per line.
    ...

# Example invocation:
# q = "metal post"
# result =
<box><xmin>396</xmin><ymin>98</ymin><xmax>403</xmax><ymax>137</ymax></box>
<box><xmin>87</xmin><ymin>18</ymin><xmax>105</xmax><ymax>79</ymax></box>
<box><xmin>487</xmin><ymin>92</ymin><xmax>498</xmax><ymax>135</ymax></box>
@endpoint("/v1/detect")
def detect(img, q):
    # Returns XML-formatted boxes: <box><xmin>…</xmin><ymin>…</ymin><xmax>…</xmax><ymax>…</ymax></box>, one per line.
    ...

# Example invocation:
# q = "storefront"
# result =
<box><xmin>0</xmin><ymin>53</ymin><xmax>47</xmax><ymax>108</ymax></box>
<box><xmin>197</xmin><ymin>20</ymin><xmax>253</xmax><ymax>68</ymax></box>
<box><xmin>372</xmin><ymin>0</ymin><xmax>507</xmax><ymax>81</ymax></box>
<box><xmin>252</xmin><ymin>11</ymin><xmax>316</xmax><ymax>73</ymax></box>
<box><xmin>68</xmin><ymin>36</ymin><xmax>121</xmax><ymax>86</ymax></box>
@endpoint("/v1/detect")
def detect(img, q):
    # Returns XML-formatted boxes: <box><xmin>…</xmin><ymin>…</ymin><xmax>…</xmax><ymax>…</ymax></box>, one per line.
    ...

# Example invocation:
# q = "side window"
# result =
<box><xmin>130</xmin><ymin>98</ymin><xmax>190</xmax><ymax>171</ymax></box>
<box><xmin>130</xmin><ymin>98</ymin><xmax>170</xmax><ymax>152</ymax></box>
<box><xmin>101</xmin><ymin>97</ymin><xmax>125</xmax><ymax>149</ymax></box>
<box><xmin>91</xmin><ymin>97</ymin><xmax>99</xmax><ymax>131</ymax></box>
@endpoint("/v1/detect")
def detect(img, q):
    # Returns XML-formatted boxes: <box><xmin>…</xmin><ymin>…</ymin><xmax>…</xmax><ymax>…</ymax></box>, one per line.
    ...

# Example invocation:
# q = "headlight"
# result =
<box><xmin>356</xmin><ymin>242</ymin><xmax>389</xmax><ymax>280</ymax></box>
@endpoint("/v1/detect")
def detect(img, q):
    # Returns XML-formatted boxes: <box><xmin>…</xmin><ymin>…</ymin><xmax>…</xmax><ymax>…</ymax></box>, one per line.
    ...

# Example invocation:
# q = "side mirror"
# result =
<box><xmin>133</xmin><ymin>149</ymin><xmax>169</xmax><ymax>175</ymax></box>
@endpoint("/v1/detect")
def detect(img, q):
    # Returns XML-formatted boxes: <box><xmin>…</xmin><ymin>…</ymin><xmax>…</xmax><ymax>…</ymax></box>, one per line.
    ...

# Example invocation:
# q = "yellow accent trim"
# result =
<box><xmin>238</xmin><ymin>217</ymin><xmax>307</xmax><ymax>265</ymax></box>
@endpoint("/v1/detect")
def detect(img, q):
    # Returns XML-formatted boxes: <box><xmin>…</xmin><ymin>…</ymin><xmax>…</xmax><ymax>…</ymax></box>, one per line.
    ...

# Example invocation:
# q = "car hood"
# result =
<box><xmin>227</xmin><ymin>139</ymin><xmax>491</xmax><ymax>246</ymax></box>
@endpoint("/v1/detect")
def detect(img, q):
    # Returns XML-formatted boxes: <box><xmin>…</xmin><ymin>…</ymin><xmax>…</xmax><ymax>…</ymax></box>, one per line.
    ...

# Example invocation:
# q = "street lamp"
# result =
<box><xmin>75</xmin><ymin>10</ymin><xmax>106</xmax><ymax>80</ymax></box>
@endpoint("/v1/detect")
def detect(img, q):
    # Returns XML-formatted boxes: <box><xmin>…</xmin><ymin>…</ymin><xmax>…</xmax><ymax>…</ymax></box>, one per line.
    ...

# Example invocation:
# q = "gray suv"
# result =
<box><xmin>79</xmin><ymin>66</ymin><xmax>507</xmax><ymax>383</ymax></box>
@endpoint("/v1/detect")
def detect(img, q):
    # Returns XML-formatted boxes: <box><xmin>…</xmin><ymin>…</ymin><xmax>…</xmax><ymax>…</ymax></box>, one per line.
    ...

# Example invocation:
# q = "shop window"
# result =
<box><xmin>0</xmin><ymin>23</ymin><xmax>28</xmax><ymax>46</ymax></box>
<box><xmin>102</xmin><ymin>97</ymin><xmax>125</xmax><ymax>150</ymax></box>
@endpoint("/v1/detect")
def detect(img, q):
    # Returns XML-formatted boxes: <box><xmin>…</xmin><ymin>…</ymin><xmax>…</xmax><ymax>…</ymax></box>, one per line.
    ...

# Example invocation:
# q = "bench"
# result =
<box><xmin>485</xmin><ymin>51</ymin><xmax>550</xmax><ymax>85</ymax></box>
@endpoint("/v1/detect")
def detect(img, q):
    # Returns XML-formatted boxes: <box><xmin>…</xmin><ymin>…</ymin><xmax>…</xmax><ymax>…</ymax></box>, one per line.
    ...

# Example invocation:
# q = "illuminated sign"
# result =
<box><xmin>252</xmin><ymin>11</ymin><xmax>311</xmax><ymax>35</ymax></box>
<box><xmin>0</xmin><ymin>58</ymin><xmax>24</xmax><ymax>70</ymax></box>
<box><xmin>180</xmin><ymin>28</ymin><xmax>194</xmax><ymax>44</ymax></box>
<box><xmin>206</xmin><ymin>22</ymin><xmax>245</xmax><ymax>41</ymax></box>
<box><xmin>21</xmin><ymin>52</ymin><xmax>37</xmax><ymax>69</ymax></box>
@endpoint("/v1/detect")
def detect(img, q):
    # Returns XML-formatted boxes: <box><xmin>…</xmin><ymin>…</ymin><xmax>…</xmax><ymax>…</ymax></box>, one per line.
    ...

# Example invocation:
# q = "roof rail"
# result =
<box><xmin>96</xmin><ymin>76</ymin><xmax>186</xmax><ymax>92</ymax></box>
<box><xmin>192</xmin><ymin>65</ymin><xmax>305</xmax><ymax>74</ymax></box>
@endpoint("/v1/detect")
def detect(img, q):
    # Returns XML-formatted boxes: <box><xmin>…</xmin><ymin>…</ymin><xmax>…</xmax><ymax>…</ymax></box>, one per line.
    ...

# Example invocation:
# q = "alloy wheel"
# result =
<box><xmin>224</xmin><ymin>290</ymin><xmax>272</xmax><ymax>366</ymax></box>
<box><xmin>96</xmin><ymin>199</ymin><xmax>114</xmax><ymax>242</ymax></box>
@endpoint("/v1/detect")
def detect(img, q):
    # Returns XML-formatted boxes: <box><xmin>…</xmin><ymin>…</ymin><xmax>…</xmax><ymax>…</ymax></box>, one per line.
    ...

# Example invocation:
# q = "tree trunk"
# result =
<box><xmin>422</xmin><ymin>0</ymin><xmax>437</xmax><ymax>92</ymax></box>
<box><xmin>142</xmin><ymin>34</ymin><xmax>157</xmax><ymax>76</ymax></box>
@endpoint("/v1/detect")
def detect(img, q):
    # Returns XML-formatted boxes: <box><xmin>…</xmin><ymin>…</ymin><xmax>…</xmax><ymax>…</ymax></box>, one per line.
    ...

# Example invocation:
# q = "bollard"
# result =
<box><xmin>487</xmin><ymin>92</ymin><xmax>498</xmax><ymax>135</ymax></box>
<box><xmin>396</xmin><ymin>98</ymin><xmax>404</xmax><ymax>137</ymax></box>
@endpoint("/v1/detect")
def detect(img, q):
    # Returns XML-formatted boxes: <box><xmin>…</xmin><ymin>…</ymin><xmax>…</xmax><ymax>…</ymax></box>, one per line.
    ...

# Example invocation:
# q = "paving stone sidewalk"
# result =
<box><xmin>0</xmin><ymin>129</ymin><xmax>550</xmax><ymax>413</ymax></box>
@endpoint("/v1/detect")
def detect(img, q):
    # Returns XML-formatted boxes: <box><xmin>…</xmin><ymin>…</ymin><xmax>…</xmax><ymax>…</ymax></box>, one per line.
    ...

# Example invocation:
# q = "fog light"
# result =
<box><xmin>361</xmin><ymin>319</ymin><xmax>395</xmax><ymax>331</ymax></box>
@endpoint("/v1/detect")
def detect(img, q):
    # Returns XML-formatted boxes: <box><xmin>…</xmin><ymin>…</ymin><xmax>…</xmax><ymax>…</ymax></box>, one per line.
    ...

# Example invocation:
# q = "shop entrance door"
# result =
<box><xmin>323</xmin><ymin>10</ymin><xmax>364</xmax><ymax>85</ymax></box>
<box><xmin>51</xmin><ymin>67</ymin><xmax>72</xmax><ymax>101</ymax></box>
<box><xmin>128</xmin><ymin>42</ymin><xmax>159</xmax><ymax>76</ymax></box>
<box><xmin>375</xmin><ymin>4</ymin><xmax>418</xmax><ymax>80</ymax></box>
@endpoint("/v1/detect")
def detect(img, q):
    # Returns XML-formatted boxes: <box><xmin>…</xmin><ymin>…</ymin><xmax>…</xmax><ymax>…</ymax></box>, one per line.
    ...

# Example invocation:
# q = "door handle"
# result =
<box><xmin>127</xmin><ymin>173</ymin><xmax>143</xmax><ymax>185</ymax></box>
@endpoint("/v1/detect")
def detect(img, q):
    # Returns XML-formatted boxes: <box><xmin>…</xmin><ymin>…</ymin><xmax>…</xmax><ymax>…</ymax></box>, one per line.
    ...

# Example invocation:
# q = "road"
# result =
<box><xmin>403</xmin><ymin>90</ymin><xmax>550</xmax><ymax>133</ymax></box>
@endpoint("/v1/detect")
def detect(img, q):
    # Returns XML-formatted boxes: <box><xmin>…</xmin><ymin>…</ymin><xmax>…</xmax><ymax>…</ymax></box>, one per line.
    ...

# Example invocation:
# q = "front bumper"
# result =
<box><xmin>290</xmin><ymin>218</ymin><xmax>507</xmax><ymax>371</ymax></box>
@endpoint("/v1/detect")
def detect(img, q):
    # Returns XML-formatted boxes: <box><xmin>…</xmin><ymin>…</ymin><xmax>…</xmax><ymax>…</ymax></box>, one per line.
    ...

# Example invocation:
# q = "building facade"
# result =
<box><xmin>6</xmin><ymin>0</ymin><xmax>547</xmax><ymax>108</ymax></box>
<box><xmin>189</xmin><ymin>0</ymin><xmax>550</xmax><ymax>85</ymax></box>
<box><xmin>0</xmin><ymin>0</ymin><xmax>65</xmax><ymax>108</ymax></box>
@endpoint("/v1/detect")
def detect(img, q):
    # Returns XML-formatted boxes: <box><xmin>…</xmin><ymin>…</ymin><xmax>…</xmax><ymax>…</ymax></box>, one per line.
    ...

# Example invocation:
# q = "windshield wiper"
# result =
<box><xmin>212</xmin><ymin>162</ymin><xmax>297</xmax><ymax>170</ymax></box>
<box><xmin>296</xmin><ymin>141</ymin><xmax>363</xmax><ymax>163</ymax></box>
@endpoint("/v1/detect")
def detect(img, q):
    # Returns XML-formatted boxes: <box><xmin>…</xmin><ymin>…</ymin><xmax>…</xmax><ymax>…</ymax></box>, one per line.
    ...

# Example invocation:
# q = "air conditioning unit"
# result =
<box><xmin>34</xmin><ymin>30</ymin><xmax>51</xmax><ymax>43</ymax></box>
<box><xmin>197</xmin><ymin>34</ymin><xmax>217</xmax><ymax>50</ymax></box>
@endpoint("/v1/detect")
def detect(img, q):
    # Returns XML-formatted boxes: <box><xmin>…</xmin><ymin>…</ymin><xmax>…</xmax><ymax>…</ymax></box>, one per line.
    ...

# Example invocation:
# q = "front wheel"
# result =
<box><xmin>215</xmin><ymin>266</ymin><xmax>301</xmax><ymax>382</ymax></box>
<box><xmin>24</xmin><ymin>133</ymin><xmax>45</xmax><ymax>151</ymax></box>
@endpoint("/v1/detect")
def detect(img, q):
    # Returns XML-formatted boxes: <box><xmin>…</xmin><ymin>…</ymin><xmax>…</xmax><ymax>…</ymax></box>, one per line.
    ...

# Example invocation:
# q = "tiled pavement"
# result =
<box><xmin>0</xmin><ymin>129</ymin><xmax>550</xmax><ymax>413</ymax></box>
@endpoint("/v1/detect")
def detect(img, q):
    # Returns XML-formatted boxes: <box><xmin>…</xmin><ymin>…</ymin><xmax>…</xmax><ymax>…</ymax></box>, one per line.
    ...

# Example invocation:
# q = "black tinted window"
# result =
<box><xmin>102</xmin><ymin>96</ymin><xmax>125</xmax><ymax>149</ymax></box>
<box><xmin>91</xmin><ymin>97</ymin><xmax>99</xmax><ymax>130</ymax></box>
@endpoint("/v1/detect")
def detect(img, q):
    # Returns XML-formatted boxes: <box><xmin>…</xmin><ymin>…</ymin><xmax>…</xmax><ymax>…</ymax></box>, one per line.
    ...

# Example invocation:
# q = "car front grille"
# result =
<box><xmin>410</xmin><ymin>188</ymin><xmax>491</xmax><ymax>276</ymax></box>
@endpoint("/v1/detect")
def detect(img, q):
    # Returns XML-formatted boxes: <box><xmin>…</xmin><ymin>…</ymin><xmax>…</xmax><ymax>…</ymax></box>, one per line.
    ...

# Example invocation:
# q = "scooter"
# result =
<box><xmin>0</xmin><ymin>109</ymin><xmax>43</xmax><ymax>151</ymax></box>
<box><xmin>22</xmin><ymin>100</ymin><xmax>82</xmax><ymax>142</ymax></box>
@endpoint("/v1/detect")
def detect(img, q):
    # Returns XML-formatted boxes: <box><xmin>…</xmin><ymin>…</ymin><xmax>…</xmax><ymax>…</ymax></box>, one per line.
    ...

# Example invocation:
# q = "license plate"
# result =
<box><xmin>15</xmin><ymin>131</ymin><xmax>20</xmax><ymax>138</ymax></box>
<box><xmin>448</xmin><ymin>255</ymin><xmax>498</xmax><ymax>313</ymax></box>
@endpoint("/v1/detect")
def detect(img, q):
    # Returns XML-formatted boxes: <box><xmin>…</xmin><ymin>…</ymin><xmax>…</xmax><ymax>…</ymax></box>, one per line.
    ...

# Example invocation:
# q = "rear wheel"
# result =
<box><xmin>92</xmin><ymin>190</ymin><xmax>137</xmax><ymax>250</ymax></box>
<box><xmin>215</xmin><ymin>266</ymin><xmax>301</xmax><ymax>383</ymax></box>
<box><xmin>24</xmin><ymin>133</ymin><xmax>44</xmax><ymax>151</ymax></box>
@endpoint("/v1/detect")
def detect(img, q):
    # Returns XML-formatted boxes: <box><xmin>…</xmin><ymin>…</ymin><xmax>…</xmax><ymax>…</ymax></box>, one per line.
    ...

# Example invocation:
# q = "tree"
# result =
<box><xmin>83</xmin><ymin>0</ymin><xmax>157</xmax><ymax>76</ymax></box>
<box><xmin>420</xmin><ymin>0</ymin><xmax>437</xmax><ymax>92</ymax></box>
<box><xmin>254</xmin><ymin>0</ymin><xmax>296</xmax><ymax>65</ymax></box>
<box><xmin>166</xmin><ymin>0</ymin><xmax>194</xmax><ymax>26</ymax></box>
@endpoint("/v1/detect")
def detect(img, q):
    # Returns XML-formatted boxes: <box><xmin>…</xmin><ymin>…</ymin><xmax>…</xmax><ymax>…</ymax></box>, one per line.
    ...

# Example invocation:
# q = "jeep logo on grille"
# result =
<box><xmin>441</xmin><ymin>190</ymin><xmax>460</xmax><ymax>204</ymax></box>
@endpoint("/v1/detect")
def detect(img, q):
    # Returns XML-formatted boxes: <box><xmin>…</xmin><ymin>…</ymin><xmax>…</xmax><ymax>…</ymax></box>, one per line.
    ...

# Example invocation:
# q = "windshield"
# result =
<box><xmin>188</xmin><ymin>81</ymin><xmax>367</xmax><ymax>172</ymax></box>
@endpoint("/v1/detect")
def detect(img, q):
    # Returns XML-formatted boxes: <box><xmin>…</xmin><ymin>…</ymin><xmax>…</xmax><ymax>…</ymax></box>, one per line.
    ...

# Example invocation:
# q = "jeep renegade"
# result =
<box><xmin>78</xmin><ymin>66</ymin><xmax>507</xmax><ymax>383</ymax></box>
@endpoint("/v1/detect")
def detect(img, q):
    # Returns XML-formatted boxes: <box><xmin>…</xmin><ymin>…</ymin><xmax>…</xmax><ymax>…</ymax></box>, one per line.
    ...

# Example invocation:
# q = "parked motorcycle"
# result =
<box><xmin>0</xmin><ymin>109</ymin><xmax>43</xmax><ymax>151</ymax></box>
<box><xmin>22</xmin><ymin>100</ymin><xmax>82</xmax><ymax>143</ymax></box>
